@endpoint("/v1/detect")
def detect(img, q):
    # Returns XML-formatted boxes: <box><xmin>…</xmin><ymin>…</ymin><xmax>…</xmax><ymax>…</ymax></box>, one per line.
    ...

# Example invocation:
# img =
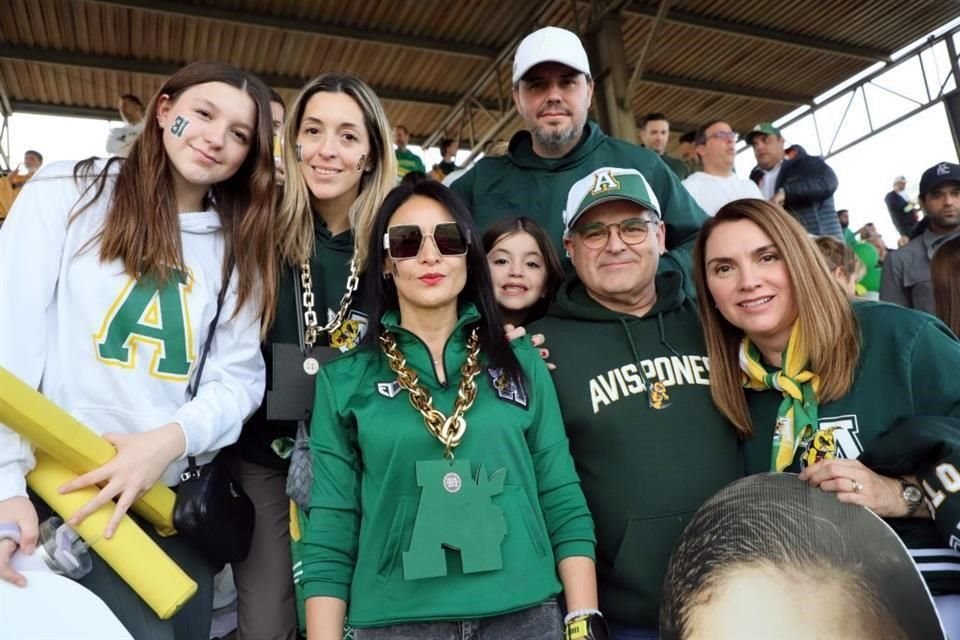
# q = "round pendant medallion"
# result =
<box><xmin>303</xmin><ymin>357</ymin><xmax>320</xmax><ymax>375</ymax></box>
<box><xmin>442</xmin><ymin>472</ymin><xmax>462</xmax><ymax>494</ymax></box>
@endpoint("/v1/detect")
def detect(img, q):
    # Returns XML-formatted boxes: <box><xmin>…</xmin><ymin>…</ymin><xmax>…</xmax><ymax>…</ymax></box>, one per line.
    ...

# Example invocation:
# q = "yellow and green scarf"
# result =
<box><xmin>739</xmin><ymin>323</ymin><xmax>821</xmax><ymax>471</ymax></box>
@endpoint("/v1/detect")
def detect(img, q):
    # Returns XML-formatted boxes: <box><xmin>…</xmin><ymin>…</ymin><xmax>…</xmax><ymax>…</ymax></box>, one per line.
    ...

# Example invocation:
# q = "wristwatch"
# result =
<box><xmin>565</xmin><ymin>613</ymin><xmax>609</xmax><ymax>640</ymax></box>
<box><xmin>899</xmin><ymin>477</ymin><xmax>924</xmax><ymax>517</ymax></box>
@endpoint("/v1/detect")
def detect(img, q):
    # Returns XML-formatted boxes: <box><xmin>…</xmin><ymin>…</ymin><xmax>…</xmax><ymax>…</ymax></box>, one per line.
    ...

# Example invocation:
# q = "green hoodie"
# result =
<box><xmin>238</xmin><ymin>219</ymin><xmax>368</xmax><ymax>469</ymax></box>
<box><xmin>529</xmin><ymin>271</ymin><xmax>741</xmax><ymax>628</ymax></box>
<box><xmin>299</xmin><ymin>304</ymin><xmax>595</xmax><ymax>627</ymax></box>
<box><xmin>450</xmin><ymin>121</ymin><xmax>707</xmax><ymax>291</ymax></box>
<box><xmin>743</xmin><ymin>301</ymin><xmax>960</xmax><ymax>594</ymax></box>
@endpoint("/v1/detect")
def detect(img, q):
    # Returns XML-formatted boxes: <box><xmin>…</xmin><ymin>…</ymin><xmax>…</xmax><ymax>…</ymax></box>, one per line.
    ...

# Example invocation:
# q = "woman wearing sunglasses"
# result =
<box><xmin>299</xmin><ymin>180</ymin><xmax>601</xmax><ymax>639</ymax></box>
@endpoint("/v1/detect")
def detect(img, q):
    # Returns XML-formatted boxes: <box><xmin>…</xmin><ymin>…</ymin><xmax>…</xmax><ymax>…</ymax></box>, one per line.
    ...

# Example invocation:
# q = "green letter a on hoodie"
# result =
<box><xmin>95</xmin><ymin>270</ymin><xmax>194</xmax><ymax>379</ymax></box>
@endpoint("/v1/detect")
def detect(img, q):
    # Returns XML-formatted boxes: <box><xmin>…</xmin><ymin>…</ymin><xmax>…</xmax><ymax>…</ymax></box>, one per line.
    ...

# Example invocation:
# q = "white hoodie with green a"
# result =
<box><xmin>0</xmin><ymin>160</ymin><xmax>264</xmax><ymax>500</ymax></box>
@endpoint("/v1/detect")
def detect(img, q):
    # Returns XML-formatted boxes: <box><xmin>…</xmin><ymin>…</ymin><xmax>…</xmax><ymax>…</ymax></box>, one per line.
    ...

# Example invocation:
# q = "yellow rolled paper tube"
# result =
<box><xmin>0</xmin><ymin>366</ymin><xmax>177</xmax><ymax>535</ymax></box>
<box><xmin>27</xmin><ymin>451</ymin><xmax>198</xmax><ymax>619</ymax></box>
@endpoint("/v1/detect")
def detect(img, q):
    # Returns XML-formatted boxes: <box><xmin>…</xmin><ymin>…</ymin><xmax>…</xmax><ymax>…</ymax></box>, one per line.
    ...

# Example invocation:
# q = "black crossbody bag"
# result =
<box><xmin>173</xmin><ymin>263</ymin><xmax>255</xmax><ymax>566</ymax></box>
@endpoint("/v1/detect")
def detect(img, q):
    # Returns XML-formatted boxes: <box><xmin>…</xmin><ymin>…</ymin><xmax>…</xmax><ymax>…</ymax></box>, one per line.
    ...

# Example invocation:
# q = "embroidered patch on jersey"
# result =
<box><xmin>649</xmin><ymin>380</ymin><xmax>671</xmax><ymax>410</ymax></box>
<box><xmin>798</xmin><ymin>415</ymin><xmax>865</xmax><ymax>470</ymax></box>
<box><xmin>328</xmin><ymin>310</ymin><xmax>369</xmax><ymax>352</ymax></box>
<box><xmin>377</xmin><ymin>380</ymin><xmax>401</xmax><ymax>398</ymax></box>
<box><xmin>487</xmin><ymin>368</ymin><xmax>528</xmax><ymax>409</ymax></box>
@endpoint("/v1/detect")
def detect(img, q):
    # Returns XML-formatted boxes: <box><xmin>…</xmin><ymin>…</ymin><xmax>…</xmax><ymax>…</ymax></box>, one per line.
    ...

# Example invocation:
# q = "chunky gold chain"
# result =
<box><xmin>300</xmin><ymin>257</ymin><xmax>360</xmax><ymax>349</ymax></box>
<box><xmin>379</xmin><ymin>327</ymin><xmax>482</xmax><ymax>457</ymax></box>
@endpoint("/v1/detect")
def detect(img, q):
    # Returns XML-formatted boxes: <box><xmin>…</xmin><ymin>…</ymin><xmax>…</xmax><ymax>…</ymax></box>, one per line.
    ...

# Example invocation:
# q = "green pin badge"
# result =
<box><xmin>170</xmin><ymin>115</ymin><xmax>189</xmax><ymax>138</ymax></box>
<box><xmin>402</xmin><ymin>459</ymin><xmax>507</xmax><ymax>580</ymax></box>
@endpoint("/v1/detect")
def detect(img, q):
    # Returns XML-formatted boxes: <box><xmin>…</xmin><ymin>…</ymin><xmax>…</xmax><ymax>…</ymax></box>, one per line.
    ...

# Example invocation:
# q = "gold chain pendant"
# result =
<box><xmin>380</xmin><ymin>327</ymin><xmax>482</xmax><ymax>457</ymax></box>
<box><xmin>300</xmin><ymin>256</ymin><xmax>360</xmax><ymax>350</ymax></box>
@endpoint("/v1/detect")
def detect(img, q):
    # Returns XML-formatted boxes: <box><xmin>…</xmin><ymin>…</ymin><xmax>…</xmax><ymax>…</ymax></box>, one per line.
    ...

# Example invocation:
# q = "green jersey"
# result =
<box><xmin>299</xmin><ymin>304</ymin><xmax>595</xmax><ymax>627</ymax></box>
<box><xmin>743</xmin><ymin>301</ymin><xmax>960</xmax><ymax>593</ymax></box>
<box><xmin>530</xmin><ymin>271</ymin><xmax>741</xmax><ymax>627</ymax></box>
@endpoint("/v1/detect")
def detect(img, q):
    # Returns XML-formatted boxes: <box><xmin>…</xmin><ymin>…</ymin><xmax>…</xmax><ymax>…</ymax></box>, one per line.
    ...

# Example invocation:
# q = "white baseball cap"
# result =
<box><xmin>512</xmin><ymin>26</ymin><xmax>591</xmax><ymax>84</ymax></box>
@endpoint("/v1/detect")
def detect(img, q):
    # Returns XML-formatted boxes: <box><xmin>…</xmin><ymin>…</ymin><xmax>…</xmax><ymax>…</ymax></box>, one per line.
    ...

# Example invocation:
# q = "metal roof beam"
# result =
<box><xmin>639</xmin><ymin>71</ymin><xmax>811</xmax><ymax>105</ymax></box>
<box><xmin>0</xmin><ymin>45</ymin><xmax>501</xmax><ymax>110</ymax></box>
<box><xmin>88</xmin><ymin>0</ymin><xmax>498</xmax><ymax>59</ymax></box>
<box><xmin>625</xmin><ymin>2</ymin><xmax>890</xmax><ymax>62</ymax></box>
<box><xmin>10</xmin><ymin>100</ymin><xmax>117</xmax><ymax>120</ymax></box>
<box><xmin>0</xmin><ymin>79</ymin><xmax>12</xmax><ymax>117</ymax></box>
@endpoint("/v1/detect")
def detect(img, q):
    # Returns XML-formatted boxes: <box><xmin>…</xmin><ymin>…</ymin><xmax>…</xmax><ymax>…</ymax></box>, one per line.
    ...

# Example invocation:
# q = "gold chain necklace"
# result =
<box><xmin>300</xmin><ymin>256</ymin><xmax>360</xmax><ymax>350</ymax></box>
<box><xmin>379</xmin><ymin>327</ymin><xmax>482</xmax><ymax>458</ymax></box>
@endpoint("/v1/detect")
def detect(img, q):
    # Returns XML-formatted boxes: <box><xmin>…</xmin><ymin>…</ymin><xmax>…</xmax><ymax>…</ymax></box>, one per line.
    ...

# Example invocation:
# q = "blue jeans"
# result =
<box><xmin>608</xmin><ymin>621</ymin><xmax>660</xmax><ymax>640</ymax></box>
<box><xmin>353</xmin><ymin>598</ymin><xmax>562</xmax><ymax>640</ymax></box>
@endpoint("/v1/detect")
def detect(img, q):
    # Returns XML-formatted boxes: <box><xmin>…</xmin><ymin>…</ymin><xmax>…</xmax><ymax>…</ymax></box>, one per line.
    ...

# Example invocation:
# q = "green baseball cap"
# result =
<box><xmin>564</xmin><ymin>167</ymin><xmax>661</xmax><ymax>234</ymax></box>
<box><xmin>745</xmin><ymin>122</ymin><xmax>781</xmax><ymax>145</ymax></box>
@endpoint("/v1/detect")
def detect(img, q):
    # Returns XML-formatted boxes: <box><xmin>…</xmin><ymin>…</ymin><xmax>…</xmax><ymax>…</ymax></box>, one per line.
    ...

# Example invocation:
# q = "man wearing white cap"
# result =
<box><xmin>885</xmin><ymin>175</ymin><xmax>921</xmax><ymax>241</ymax></box>
<box><xmin>529</xmin><ymin>167</ymin><xmax>740</xmax><ymax>639</ymax></box>
<box><xmin>450</xmin><ymin>26</ymin><xmax>707</xmax><ymax>287</ymax></box>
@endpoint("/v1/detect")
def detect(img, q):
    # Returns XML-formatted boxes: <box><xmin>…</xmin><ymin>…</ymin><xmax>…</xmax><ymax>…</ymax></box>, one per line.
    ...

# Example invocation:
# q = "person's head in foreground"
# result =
<box><xmin>660</xmin><ymin>473</ymin><xmax>942</xmax><ymax>640</ymax></box>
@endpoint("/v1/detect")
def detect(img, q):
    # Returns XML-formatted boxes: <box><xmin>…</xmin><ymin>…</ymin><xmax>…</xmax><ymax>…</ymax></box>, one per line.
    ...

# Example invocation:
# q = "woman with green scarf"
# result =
<box><xmin>691</xmin><ymin>198</ymin><xmax>960</xmax><ymax>632</ymax></box>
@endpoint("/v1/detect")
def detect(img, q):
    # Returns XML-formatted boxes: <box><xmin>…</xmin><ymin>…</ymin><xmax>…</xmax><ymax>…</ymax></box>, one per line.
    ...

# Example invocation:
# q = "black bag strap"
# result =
<box><xmin>184</xmin><ymin>256</ymin><xmax>234</xmax><ymax>478</ymax></box>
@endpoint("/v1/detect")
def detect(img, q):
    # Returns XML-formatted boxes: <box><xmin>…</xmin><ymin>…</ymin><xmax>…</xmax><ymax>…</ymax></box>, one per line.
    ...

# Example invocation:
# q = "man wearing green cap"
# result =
<box><xmin>529</xmin><ymin>166</ymin><xmax>740</xmax><ymax>638</ymax></box>
<box><xmin>746</xmin><ymin>123</ymin><xmax>843</xmax><ymax>238</ymax></box>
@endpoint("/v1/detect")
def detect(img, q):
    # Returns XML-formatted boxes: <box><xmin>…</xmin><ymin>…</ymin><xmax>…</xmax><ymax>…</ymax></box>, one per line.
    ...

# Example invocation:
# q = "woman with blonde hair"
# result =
<box><xmin>232</xmin><ymin>72</ymin><xmax>396</xmax><ymax>639</ymax></box>
<box><xmin>692</xmin><ymin>198</ymin><xmax>960</xmax><ymax>631</ymax></box>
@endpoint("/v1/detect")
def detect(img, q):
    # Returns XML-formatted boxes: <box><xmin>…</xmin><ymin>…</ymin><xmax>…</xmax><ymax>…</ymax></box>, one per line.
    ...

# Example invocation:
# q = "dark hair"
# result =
<box><xmin>439</xmin><ymin>138</ymin><xmax>456</xmax><ymax>156</ymax></box>
<box><xmin>695</xmin><ymin>120</ymin><xmax>726</xmax><ymax>144</ymax></box>
<box><xmin>837</xmin><ymin>208</ymin><xmax>849</xmax><ymax>216</ymax></box>
<box><xmin>678</xmin><ymin>131</ymin><xmax>696</xmax><ymax>144</ymax></box>
<box><xmin>395</xmin><ymin>124</ymin><xmax>409</xmax><ymax>135</ymax></box>
<box><xmin>400</xmin><ymin>171</ymin><xmax>429</xmax><ymax>188</ymax></box>
<box><xmin>73</xmin><ymin>61</ymin><xmax>278</xmax><ymax>332</ymax></box>
<box><xmin>933</xmin><ymin>234</ymin><xmax>960</xmax><ymax>336</ymax></box>
<box><xmin>639</xmin><ymin>113</ymin><xmax>668</xmax><ymax>128</ymax></box>
<box><xmin>482</xmin><ymin>216</ymin><xmax>564</xmax><ymax>324</ymax></box>
<box><xmin>362</xmin><ymin>181</ymin><xmax>523</xmax><ymax>382</ymax></box>
<box><xmin>268</xmin><ymin>87</ymin><xmax>285</xmax><ymax>108</ymax></box>
<box><xmin>119</xmin><ymin>94</ymin><xmax>144</xmax><ymax>109</ymax></box>
<box><xmin>660</xmin><ymin>474</ymin><xmax>938</xmax><ymax>640</ymax></box>
<box><xmin>24</xmin><ymin>150</ymin><xmax>43</xmax><ymax>163</ymax></box>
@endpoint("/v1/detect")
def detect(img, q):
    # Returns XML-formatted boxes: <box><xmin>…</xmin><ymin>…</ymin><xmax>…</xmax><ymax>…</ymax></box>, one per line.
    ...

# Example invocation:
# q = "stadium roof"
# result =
<box><xmin>1</xmin><ymin>0</ymin><xmax>958</xmax><ymax>148</ymax></box>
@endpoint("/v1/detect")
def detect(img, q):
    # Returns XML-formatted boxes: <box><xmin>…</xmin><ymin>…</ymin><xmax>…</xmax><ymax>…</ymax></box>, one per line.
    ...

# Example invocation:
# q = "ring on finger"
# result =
<box><xmin>851</xmin><ymin>479</ymin><xmax>864</xmax><ymax>494</ymax></box>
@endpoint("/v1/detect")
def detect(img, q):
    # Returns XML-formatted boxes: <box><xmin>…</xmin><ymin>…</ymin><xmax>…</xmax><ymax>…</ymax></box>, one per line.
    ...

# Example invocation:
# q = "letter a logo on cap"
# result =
<box><xmin>591</xmin><ymin>170</ymin><xmax>621</xmax><ymax>195</ymax></box>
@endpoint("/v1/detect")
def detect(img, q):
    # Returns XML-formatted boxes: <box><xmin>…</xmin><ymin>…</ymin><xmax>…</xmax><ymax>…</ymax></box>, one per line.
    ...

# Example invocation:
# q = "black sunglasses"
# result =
<box><xmin>384</xmin><ymin>222</ymin><xmax>469</xmax><ymax>260</ymax></box>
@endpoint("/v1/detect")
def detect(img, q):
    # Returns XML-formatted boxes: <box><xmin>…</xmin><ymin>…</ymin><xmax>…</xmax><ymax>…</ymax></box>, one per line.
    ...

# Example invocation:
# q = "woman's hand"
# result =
<box><xmin>58</xmin><ymin>423</ymin><xmax>186</xmax><ymax>538</ymax></box>
<box><xmin>0</xmin><ymin>496</ymin><xmax>39</xmax><ymax>586</ymax></box>
<box><xmin>798</xmin><ymin>459</ymin><xmax>916</xmax><ymax>518</ymax></box>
